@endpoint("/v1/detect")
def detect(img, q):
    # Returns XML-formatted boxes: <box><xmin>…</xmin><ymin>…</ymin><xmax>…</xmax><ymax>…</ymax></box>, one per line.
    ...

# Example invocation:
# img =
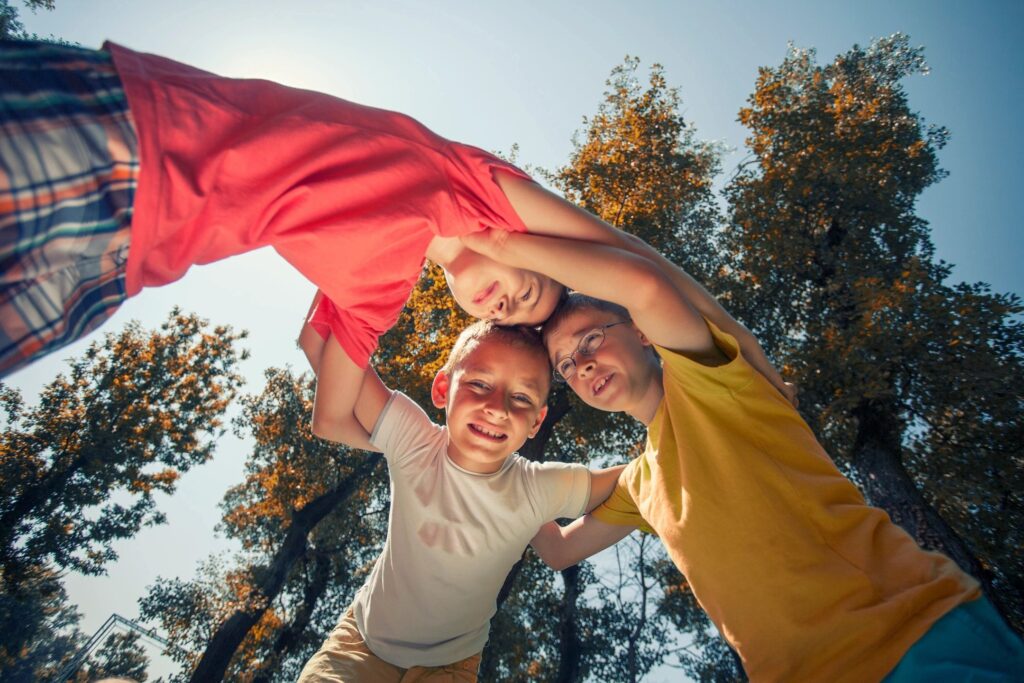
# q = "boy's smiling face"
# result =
<box><xmin>432</xmin><ymin>336</ymin><xmax>550</xmax><ymax>473</ymax></box>
<box><xmin>442</xmin><ymin>251</ymin><xmax>564</xmax><ymax>325</ymax></box>
<box><xmin>544</xmin><ymin>308</ymin><xmax>660</xmax><ymax>415</ymax></box>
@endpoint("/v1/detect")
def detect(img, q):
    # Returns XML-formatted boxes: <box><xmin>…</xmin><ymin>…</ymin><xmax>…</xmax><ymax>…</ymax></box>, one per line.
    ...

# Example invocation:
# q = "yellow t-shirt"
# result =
<box><xmin>593</xmin><ymin>321</ymin><xmax>979</xmax><ymax>683</ymax></box>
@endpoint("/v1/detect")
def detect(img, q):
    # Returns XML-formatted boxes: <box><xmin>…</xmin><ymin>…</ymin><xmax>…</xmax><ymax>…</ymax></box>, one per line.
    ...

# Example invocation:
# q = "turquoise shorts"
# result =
<box><xmin>884</xmin><ymin>597</ymin><xmax>1024</xmax><ymax>682</ymax></box>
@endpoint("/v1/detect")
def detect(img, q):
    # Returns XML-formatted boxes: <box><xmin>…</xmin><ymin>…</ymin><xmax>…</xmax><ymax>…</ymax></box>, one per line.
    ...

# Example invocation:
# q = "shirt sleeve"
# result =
<box><xmin>654</xmin><ymin>318</ymin><xmax>759</xmax><ymax>396</ymax></box>
<box><xmin>591</xmin><ymin>462</ymin><xmax>655</xmax><ymax>534</ymax></box>
<box><xmin>525</xmin><ymin>460</ymin><xmax>592</xmax><ymax>521</ymax></box>
<box><xmin>441</xmin><ymin>142</ymin><xmax>534</xmax><ymax>238</ymax></box>
<box><xmin>306</xmin><ymin>294</ymin><xmax>381</xmax><ymax>369</ymax></box>
<box><xmin>368</xmin><ymin>391</ymin><xmax>441</xmax><ymax>468</ymax></box>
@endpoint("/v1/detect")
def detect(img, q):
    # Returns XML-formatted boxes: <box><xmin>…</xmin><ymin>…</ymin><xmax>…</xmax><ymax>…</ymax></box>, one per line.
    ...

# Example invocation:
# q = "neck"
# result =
<box><xmin>446</xmin><ymin>438</ymin><xmax>505</xmax><ymax>475</ymax></box>
<box><xmin>627</xmin><ymin>367</ymin><xmax>664</xmax><ymax>426</ymax></box>
<box><xmin>425</xmin><ymin>235</ymin><xmax>459</xmax><ymax>269</ymax></box>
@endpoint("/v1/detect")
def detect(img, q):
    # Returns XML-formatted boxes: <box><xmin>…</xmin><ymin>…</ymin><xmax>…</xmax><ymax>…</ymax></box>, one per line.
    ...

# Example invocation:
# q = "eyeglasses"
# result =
<box><xmin>554</xmin><ymin>321</ymin><xmax>630</xmax><ymax>381</ymax></box>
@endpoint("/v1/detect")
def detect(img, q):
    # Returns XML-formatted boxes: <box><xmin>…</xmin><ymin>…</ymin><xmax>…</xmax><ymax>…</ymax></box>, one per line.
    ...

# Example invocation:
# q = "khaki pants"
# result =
<box><xmin>297</xmin><ymin>608</ymin><xmax>481</xmax><ymax>682</ymax></box>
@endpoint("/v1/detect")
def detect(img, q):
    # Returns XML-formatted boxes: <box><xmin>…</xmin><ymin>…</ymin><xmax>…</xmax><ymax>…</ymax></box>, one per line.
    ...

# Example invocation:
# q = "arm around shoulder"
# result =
<box><xmin>585</xmin><ymin>465</ymin><xmax>627</xmax><ymax>514</ymax></box>
<box><xmin>530</xmin><ymin>515</ymin><xmax>636</xmax><ymax>571</ymax></box>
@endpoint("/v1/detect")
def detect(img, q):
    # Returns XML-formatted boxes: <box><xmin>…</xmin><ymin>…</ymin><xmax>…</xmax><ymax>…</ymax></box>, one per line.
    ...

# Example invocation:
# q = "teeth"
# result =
<box><xmin>594</xmin><ymin>375</ymin><xmax>610</xmax><ymax>394</ymax></box>
<box><xmin>472</xmin><ymin>424</ymin><xmax>505</xmax><ymax>439</ymax></box>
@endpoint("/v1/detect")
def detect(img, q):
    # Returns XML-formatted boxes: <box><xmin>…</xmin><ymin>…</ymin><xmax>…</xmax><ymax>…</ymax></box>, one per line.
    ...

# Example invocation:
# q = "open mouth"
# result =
<box><xmin>592</xmin><ymin>373</ymin><xmax>614</xmax><ymax>397</ymax></box>
<box><xmin>469</xmin><ymin>423</ymin><xmax>507</xmax><ymax>441</ymax></box>
<box><xmin>473</xmin><ymin>281</ymin><xmax>498</xmax><ymax>305</ymax></box>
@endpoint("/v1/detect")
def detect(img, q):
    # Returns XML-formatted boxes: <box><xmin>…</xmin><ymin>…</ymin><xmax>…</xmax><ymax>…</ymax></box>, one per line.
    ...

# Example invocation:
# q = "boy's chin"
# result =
<box><xmin>450</xmin><ymin>439</ymin><xmax>518</xmax><ymax>466</ymax></box>
<box><xmin>583</xmin><ymin>396</ymin><xmax>621</xmax><ymax>413</ymax></box>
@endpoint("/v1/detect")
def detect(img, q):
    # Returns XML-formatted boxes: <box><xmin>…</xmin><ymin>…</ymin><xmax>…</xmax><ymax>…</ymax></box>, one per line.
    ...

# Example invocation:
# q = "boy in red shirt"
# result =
<box><xmin>1</xmin><ymin>39</ymin><xmax>642</xmax><ymax>388</ymax></box>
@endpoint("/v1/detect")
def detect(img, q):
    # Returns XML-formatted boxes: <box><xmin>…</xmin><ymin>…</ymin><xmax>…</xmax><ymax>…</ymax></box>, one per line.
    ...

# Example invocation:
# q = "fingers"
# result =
<box><xmin>459</xmin><ymin>228</ymin><xmax>508</xmax><ymax>258</ymax></box>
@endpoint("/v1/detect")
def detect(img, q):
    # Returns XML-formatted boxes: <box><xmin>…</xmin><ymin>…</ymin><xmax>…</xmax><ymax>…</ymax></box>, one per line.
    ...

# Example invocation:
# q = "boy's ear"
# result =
<box><xmin>527</xmin><ymin>405</ymin><xmax>549</xmax><ymax>439</ymax></box>
<box><xmin>630</xmin><ymin>322</ymin><xmax>653</xmax><ymax>347</ymax></box>
<box><xmin>431</xmin><ymin>371</ymin><xmax>451</xmax><ymax>409</ymax></box>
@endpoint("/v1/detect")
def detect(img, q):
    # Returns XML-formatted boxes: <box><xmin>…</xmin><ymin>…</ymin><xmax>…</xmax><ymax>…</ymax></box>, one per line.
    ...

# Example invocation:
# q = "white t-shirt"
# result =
<box><xmin>351</xmin><ymin>391</ymin><xmax>591</xmax><ymax>667</ymax></box>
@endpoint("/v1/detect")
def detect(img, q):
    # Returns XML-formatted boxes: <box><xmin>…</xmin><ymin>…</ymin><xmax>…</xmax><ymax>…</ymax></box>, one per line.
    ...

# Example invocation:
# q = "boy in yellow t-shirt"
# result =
<box><xmin>459</xmin><ymin>226</ymin><xmax>1024</xmax><ymax>682</ymax></box>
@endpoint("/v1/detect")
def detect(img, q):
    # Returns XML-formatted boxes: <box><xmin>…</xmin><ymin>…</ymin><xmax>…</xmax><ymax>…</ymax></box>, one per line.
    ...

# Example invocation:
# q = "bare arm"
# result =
<box><xmin>614</xmin><ymin>238</ymin><xmax>797</xmax><ymax>405</ymax></box>
<box><xmin>496</xmin><ymin>175</ymin><xmax>796</xmax><ymax>404</ymax></box>
<box><xmin>298</xmin><ymin>291</ymin><xmax>328</xmax><ymax>373</ymax></box>
<box><xmin>463</xmin><ymin>230</ymin><xmax>720</xmax><ymax>360</ymax></box>
<box><xmin>298</xmin><ymin>296</ymin><xmax>390</xmax><ymax>451</ymax></box>
<box><xmin>530</xmin><ymin>515</ymin><xmax>636</xmax><ymax>571</ymax></box>
<box><xmin>585</xmin><ymin>465</ymin><xmax>627</xmax><ymax>514</ymax></box>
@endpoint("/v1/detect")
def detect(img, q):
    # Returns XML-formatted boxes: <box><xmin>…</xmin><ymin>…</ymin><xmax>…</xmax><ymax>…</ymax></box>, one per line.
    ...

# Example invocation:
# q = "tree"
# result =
<box><xmin>0</xmin><ymin>310</ymin><xmax>245</xmax><ymax>680</ymax></box>
<box><xmin>0</xmin><ymin>0</ymin><xmax>56</xmax><ymax>40</ymax></box>
<box><xmin>0</xmin><ymin>310</ymin><xmax>247</xmax><ymax>585</ymax></box>
<box><xmin>586</xmin><ymin>535</ymin><xmax>671</xmax><ymax>683</ymax></box>
<box><xmin>0</xmin><ymin>563</ymin><xmax>152</xmax><ymax>683</ymax></box>
<box><xmin>0</xmin><ymin>563</ymin><xmax>80</xmax><ymax>682</ymax></box>
<box><xmin>723</xmin><ymin>34</ymin><xmax>1024</xmax><ymax>631</ymax></box>
<box><xmin>551</xmin><ymin>55</ymin><xmax>724</xmax><ymax>285</ymax></box>
<box><xmin>82</xmin><ymin>631</ymin><xmax>150</xmax><ymax>683</ymax></box>
<box><xmin>140</xmin><ymin>368</ymin><xmax>386</xmax><ymax>683</ymax></box>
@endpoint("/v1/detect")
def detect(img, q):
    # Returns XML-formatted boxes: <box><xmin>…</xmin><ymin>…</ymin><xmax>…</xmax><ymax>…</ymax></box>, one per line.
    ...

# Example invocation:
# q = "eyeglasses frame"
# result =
<box><xmin>553</xmin><ymin>320</ymin><xmax>631</xmax><ymax>381</ymax></box>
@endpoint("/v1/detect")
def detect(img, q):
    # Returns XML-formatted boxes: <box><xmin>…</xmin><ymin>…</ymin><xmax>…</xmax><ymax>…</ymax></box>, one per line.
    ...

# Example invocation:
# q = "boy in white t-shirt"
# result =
<box><xmin>296</xmin><ymin>309</ymin><xmax>622</xmax><ymax>682</ymax></box>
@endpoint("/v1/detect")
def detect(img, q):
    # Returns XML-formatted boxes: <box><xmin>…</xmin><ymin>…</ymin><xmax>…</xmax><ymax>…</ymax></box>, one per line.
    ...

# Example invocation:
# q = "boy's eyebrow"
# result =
<box><xmin>463</xmin><ymin>364</ymin><xmax>544</xmax><ymax>394</ymax></box>
<box><xmin>516</xmin><ymin>376</ymin><xmax>544</xmax><ymax>393</ymax></box>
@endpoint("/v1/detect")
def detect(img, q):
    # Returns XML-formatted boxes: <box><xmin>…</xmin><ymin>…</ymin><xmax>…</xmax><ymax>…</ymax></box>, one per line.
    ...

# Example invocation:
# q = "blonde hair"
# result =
<box><xmin>442</xmin><ymin>321</ymin><xmax>552</xmax><ymax>397</ymax></box>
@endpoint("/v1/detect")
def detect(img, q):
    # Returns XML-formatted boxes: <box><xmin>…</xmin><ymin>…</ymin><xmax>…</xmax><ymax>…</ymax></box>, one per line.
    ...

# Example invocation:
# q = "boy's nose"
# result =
<box><xmin>489</xmin><ymin>296</ymin><xmax>508</xmax><ymax>321</ymax></box>
<box><xmin>484</xmin><ymin>395</ymin><xmax>510</xmax><ymax>417</ymax></box>
<box><xmin>576</xmin><ymin>358</ymin><xmax>597</xmax><ymax>379</ymax></box>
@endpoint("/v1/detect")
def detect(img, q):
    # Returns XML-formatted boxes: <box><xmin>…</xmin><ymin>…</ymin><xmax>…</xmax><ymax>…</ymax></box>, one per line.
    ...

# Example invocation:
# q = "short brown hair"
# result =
<box><xmin>541</xmin><ymin>293</ymin><xmax>632</xmax><ymax>345</ymax></box>
<box><xmin>442</xmin><ymin>320</ymin><xmax>553</xmax><ymax>398</ymax></box>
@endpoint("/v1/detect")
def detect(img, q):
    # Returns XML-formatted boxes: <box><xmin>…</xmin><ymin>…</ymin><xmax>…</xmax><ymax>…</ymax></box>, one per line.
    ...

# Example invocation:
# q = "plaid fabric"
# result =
<box><xmin>0</xmin><ymin>41</ymin><xmax>138</xmax><ymax>378</ymax></box>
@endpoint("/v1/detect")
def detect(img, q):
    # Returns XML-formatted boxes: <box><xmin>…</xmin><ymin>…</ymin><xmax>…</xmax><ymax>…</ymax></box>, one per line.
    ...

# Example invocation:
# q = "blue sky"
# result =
<box><xmin>12</xmin><ymin>1</ymin><xmax>1024</xmax><ymax>679</ymax></box>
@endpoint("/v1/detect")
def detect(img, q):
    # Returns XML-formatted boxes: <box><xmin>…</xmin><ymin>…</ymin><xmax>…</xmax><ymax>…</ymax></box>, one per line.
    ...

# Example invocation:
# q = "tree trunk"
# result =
<box><xmin>189</xmin><ymin>456</ymin><xmax>381</xmax><ymax>683</ymax></box>
<box><xmin>518</xmin><ymin>388</ymin><xmax>571</xmax><ymax>464</ymax></box>
<box><xmin>250</xmin><ymin>550</ymin><xmax>332</xmax><ymax>683</ymax></box>
<box><xmin>555</xmin><ymin>564</ymin><xmax>583</xmax><ymax>683</ymax></box>
<box><xmin>851</xmin><ymin>401</ymin><xmax>1023</xmax><ymax>635</ymax></box>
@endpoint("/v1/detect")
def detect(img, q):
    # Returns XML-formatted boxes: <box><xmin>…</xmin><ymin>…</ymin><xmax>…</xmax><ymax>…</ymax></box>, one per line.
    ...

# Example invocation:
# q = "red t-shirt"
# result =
<box><xmin>106</xmin><ymin>42</ymin><xmax>531</xmax><ymax>367</ymax></box>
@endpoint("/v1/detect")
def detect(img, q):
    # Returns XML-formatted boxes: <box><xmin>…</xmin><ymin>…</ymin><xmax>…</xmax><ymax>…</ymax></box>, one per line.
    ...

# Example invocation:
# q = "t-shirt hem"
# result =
<box><xmin>104</xmin><ymin>41</ymin><xmax>158</xmax><ymax>297</ymax></box>
<box><xmin>591</xmin><ymin>499</ymin><xmax>651</xmax><ymax>534</ymax></box>
<box><xmin>361</xmin><ymin>639</ymin><xmax>486</xmax><ymax>670</ymax></box>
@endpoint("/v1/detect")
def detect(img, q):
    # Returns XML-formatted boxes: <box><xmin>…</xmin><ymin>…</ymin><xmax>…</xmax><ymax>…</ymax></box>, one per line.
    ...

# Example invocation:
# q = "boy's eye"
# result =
<box><xmin>467</xmin><ymin>380</ymin><xmax>488</xmax><ymax>390</ymax></box>
<box><xmin>518</xmin><ymin>287</ymin><xmax>533</xmax><ymax>303</ymax></box>
<box><xmin>579</xmin><ymin>330</ymin><xmax>603</xmax><ymax>354</ymax></box>
<box><xmin>512</xmin><ymin>393</ymin><xmax>534</xmax><ymax>405</ymax></box>
<box><xmin>555</xmin><ymin>358</ymin><xmax>575</xmax><ymax>377</ymax></box>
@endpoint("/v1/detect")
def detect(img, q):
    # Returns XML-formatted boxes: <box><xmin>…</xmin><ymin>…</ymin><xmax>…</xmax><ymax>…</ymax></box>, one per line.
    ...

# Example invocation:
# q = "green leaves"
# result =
<box><xmin>725</xmin><ymin>33</ymin><xmax>1024</xmax><ymax>633</ymax></box>
<box><xmin>0</xmin><ymin>310</ymin><xmax>247</xmax><ymax>581</ymax></box>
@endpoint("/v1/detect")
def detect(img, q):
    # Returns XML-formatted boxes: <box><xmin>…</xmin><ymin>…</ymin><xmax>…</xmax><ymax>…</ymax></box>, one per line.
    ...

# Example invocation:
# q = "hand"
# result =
<box><xmin>780</xmin><ymin>381</ymin><xmax>799</xmax><ymax>409</ymax></box>
<box><xmin>459</xmin><ymin>228</ymin><xmax>510</xmax><ymax>260</ymax></box>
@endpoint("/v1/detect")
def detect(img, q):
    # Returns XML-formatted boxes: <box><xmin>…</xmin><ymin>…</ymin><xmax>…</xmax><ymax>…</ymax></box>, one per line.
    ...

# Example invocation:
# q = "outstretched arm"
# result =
<box><xmin>585</xmin><ymin>465</ymin><xmax>627</xmax><ymax>513</ymax></box>
<box><xmin>495</xmin><ymin>175</ymin><xmax>796</xmax><ymax>404</ymax></box>
<box><xmin>531</xmin><ymin>463</ymin><xmax>631</xmax><ymax>570</ymax></box>
<box><xmin>463</xmin><ymin>230</ymin><xmax>720</xmax><ymax>360</ymax></box>
<box><xmin>531</xmin><ymin>515</ymin><xmax>636</xmax><ymax>571</ymax></box>
<box><xmin>299</xmin><ymin>295</ymin><xmax>390</xmax><ymax>452</ymax></box>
